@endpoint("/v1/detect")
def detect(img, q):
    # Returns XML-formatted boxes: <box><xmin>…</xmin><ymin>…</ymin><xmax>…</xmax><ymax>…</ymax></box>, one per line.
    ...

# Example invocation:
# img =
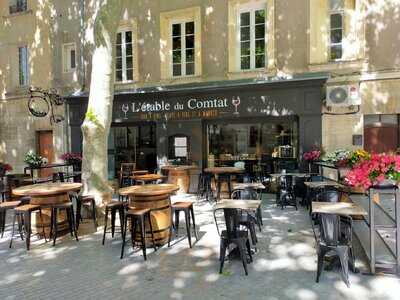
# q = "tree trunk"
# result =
<box><xmin>81</xmin><ymin>0</ymin><xmax>123</xmax><ymax>205</ymax></box>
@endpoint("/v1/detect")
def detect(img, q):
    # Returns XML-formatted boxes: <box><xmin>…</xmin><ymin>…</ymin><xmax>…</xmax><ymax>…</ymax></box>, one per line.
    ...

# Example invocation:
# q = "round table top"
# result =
<box><xmin>118</xmin><ymin>185</ymin><xmax>142</xmax><ymax>196</ymax></box>
<box><xmin>12</xmin><ymin>182</ymin><xmax>82</xmax><ymax>197</ymax></box>
<box><xmin>133</xmin><ymin>174</ymin><xmax>166</xmax><ymax>182</ymax></box>
<box><xmin>129</xmin><ymin>184</ymin><xmax>179</xmax><ymax>196</ymax></box>
<box><xmin>204</xmin><ymin>167</ymin><xmax>244</xmax><ymax>174</ymax></box>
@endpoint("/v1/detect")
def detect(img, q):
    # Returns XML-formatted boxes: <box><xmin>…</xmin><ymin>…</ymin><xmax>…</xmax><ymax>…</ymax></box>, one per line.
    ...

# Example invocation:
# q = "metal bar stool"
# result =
<box><xmin>102</xmin><ymin>201</ymin><xmax>125</xmax><ymax>245</ymax></box>
<box><xmin>9</xmin><ymin>204</ymin><xmax>45</xmax><ymax>250</ymax></box>
<box><xmin>120</xmin><ymin>207</ymin><xmax>156</xmax><ymax>260</ymax></box>
<box><xmin>50</xmin><ymin>202</ymin><xmax>79</xmax><ymax>246</ymax></box>
<box><xmin>169</xmin><ymin>202</ymin><xmax>198</xmax><ymax>248</ymax></box>
<box><xmin>76</xmin><ymin>195</ymin><xmax>97</xmax><ymax>230</ymax></box>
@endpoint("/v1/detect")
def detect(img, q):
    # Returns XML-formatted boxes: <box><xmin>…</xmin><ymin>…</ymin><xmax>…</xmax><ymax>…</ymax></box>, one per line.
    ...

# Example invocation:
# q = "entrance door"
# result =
<box><xmin>37</xmin><ymin>131</ymin><xmax>54</xmax><ymax>178</ymax></box>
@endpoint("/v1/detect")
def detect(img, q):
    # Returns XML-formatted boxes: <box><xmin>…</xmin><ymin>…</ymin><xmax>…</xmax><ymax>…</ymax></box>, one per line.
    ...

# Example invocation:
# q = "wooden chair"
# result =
<box><xmin>119</xmin><ymin>163</ymin><xmax>136</xmax><ymax>188</ymax></box>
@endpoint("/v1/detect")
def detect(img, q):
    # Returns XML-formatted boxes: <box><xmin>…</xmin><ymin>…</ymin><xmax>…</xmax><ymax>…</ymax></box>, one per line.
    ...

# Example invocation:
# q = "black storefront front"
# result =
<box><xmin>67</xmin><ymin>77</ymin><xmax>326</xmax><ymax>178</ymax></box>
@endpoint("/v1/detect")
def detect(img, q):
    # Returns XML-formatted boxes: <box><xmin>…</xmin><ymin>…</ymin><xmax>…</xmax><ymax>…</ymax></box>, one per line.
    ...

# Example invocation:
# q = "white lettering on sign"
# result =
<box><xmin>126</xmin><ymin>98</ymin><xmax>229</xmax><ymax>114</ymax></box>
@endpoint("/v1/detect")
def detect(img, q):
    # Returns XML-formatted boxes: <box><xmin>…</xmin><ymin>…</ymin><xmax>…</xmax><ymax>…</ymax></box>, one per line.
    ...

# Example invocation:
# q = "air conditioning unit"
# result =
<box><xmin>326</xmin><ymin>84</ymin><xmax>361</xmax><ymax>107</ymax></box>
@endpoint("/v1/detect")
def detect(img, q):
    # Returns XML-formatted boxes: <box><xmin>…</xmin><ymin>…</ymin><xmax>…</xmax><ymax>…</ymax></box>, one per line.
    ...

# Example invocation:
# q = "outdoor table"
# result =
<box><xmin>132</xmin><ymin>174</ymin><xmax>166</xmax><ymax>184</ymax></box>
<box><xmin>270</xmin><ymin>173</ymin><xmax>310</xmax><ymax>178</ymax></box>
<box><xmin>204</xmin><ymin>167</ymin><xmax>244</xmax><ymax>200</ymax></box>
<box><xmin>118</xmin><ymin>185</ymin><xmax>142</xmax><ymax>199</ymax></box>
<box><xmin>311</xmin><ymin>201</ymin><xmax>367</xmax><ymax>216</ymax></box>
<box><xmin>132</xmin><ymin>170</ymin><xmax>148</xmax><ymax>175</ymax></box>
<box><xmin>304</xmin><ymin>181</ymin><xmax>345</xmax><ymax>189</ymax></box>
<box><xmin>232</xmin><ymin>182</ymin><xmax>265</xmax><ymax>190</ymax></box>
<box><xmin>126</xmin><ymin>183</ymin><xmax>179</xmax><ymax>245</ymax></box>
<box><xmin>12</xmin><ymin>182</ymin><xmax>82</xmax><ymax>235</ymax></box>
<box><xmin>161</xmin><ymin>165</ymin><xmax>198</xmax><ymax>194</ymax></box>
<box><xmin>214</xmin><ymin>199</ymin><xmax>262</xmax><ymax>211</ymax></box>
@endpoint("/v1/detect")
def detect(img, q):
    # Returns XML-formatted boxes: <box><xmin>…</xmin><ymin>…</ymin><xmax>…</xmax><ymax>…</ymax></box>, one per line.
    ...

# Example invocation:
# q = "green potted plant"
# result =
<box><xmin>24</xmin><ymin>151</ymin><xmax>47</xmax><ymax>168</ymax></box>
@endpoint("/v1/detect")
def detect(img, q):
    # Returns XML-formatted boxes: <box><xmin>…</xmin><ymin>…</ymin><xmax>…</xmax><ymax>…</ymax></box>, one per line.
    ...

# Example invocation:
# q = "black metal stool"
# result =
<box><xmin>0</xmin><ymin>200</ymin><xmax>21</xmax><ymax>238</ymax></box>
<box><xmin>102</xmin><ymin>201</ymin><xmax>125</xmax><ymax>245</ymax></box>
<box><xmin>51</xmin><ymin>202</ymin><xmax>79</xmax><ymax>246</ymax></box>
<box><xmin>202</xmin><ymin>173</ymin><xmax>213</xmax><ymax>202</ymax></box>
<box><xmin>10</xmin><ymin>204</ymin><xmax>44</xmax><ymax>250</ymax></box>
<box><xmin>120</xmin><ymin>207</ymin><xmax>156</xmax><ymax>260</ymax></box>
<box><xmin>169</xmin><ymin>202</ymin><xmax>198</xmax><ymax>248</ymax></box>
<box><xmin>76</xmin><ymin>195</ymin><xmax>97</xmax><ymax>230</ymax></box>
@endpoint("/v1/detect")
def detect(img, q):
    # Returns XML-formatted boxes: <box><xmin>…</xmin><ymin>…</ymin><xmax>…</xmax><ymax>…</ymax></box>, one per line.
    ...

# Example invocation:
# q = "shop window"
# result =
<box><xmin>207</xmin><ymin>120</ymin><xmax>298</xmax><ymax>167</ymax></box>
<box><xmin>171</xmin><ymin>21</ymin><xmax>195</xmax><ymax>77</ymax></box>
<box><xmin>116</xmin><ymin>29</ymin><xmax>134</xmax><ymax>82</ymax></box>
<box><xmin>364</xmin><ymin>114</ymin><xmax>399</xmax><ymax>153</ymax></box>
<box><xmin>62</xmin><ymin>43</ymin><xmax>76</xmax><ymax>73</ymax></box>
<box><xmin>9</xmin><ymin>0</ymin><xmax>27</xmax><ymax>14</ymax></box>
<box><xmin>169</xmin><ymin>134</ymin><xmax>189</xmax><ymax>160</ymax></box>
<box><xmin>18</xmin><ymin>46</ymin><xmax>29</xmax><ymax>86</ymax></box>
<box><xmin>238</xmin><ymin>7</ymin><xmax>266</xmax><ymax>70</ymax></box>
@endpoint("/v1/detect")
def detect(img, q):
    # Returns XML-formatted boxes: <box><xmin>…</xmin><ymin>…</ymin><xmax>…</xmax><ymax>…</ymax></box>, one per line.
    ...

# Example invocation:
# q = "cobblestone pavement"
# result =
<box><xmin>0</xmin><ymin>194</ymin><xmax>399</xmax><ymax>300</ymax></box>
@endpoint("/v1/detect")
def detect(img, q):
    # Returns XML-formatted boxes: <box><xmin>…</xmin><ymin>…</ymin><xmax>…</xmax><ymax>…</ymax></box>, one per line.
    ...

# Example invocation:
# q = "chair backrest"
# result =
<box><xmin>317</xmin><ymin>189</ymin><xmax>340</xmax><ymax>203</ymax></box>
<box><xmin>319</xmin><ymin>213</ymin><xmax>340</xmax><ymax>246</ymax></box>
<box><xmin>120</xmin><ymin>163</ymin><xmax>136</xmax><ymax>176</ymax></box>
<box><xmin>279</xmin><ymin>175</ymin><xmax>293</xmax><ymax>190</ymax></box>
<box><xmin>223</xmin><ymin>208</ymin><xmax>241</xmax><ymax>239</ymax></box>
<box><xmin>231</xmin><ymin>188</ymin><xmax>258</xmax><ymax>200</ymax></box>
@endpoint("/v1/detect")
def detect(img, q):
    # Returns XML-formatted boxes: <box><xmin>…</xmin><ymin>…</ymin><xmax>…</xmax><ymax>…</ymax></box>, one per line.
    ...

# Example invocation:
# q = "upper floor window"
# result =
<box><xmin>171</xmin><ymin>21</ymin><xmax>195</xmax><ymax>77</ymax></box>
<box><xmin>9</xmin><ymin>0</ymin><xmax>27</xmax><ymax>14</ymax></box>
<box><xmin>238</xmin><ymin>8</ymin><xmax>266</xmax><ymax>70</ymax></box>
<box><xmin>329</xmin><ymin>0</ymin><xmax>344</xmax><ymax>61</ymax></box>
<box><xmin>116</xmin><ymin>30</ymin><xmax>133</xmax><ymax>82</ymax></box>
<box><xmin>63</xmin><ymin>43</ymin><xmax>76</xmax><ymax>73</ymax></box>
<box><xmin>18</xmin><ymin>46</ymin><xmax>29</xmax><ymax>86</ymax></box>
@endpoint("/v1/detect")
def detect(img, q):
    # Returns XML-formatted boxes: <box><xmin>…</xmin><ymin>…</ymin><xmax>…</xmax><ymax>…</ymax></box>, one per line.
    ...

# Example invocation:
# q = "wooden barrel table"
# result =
<box><xmin>162</xmin><ymin>166</ymin><xmax>198</xmax><ymax>194</ymax></box>
<box><xmin>12</xmin><ymin>182</ymin><xmax>82</xmax><ymax>236</ymax></box>
<box><xmin>121</xmin><ymin>184</ymin><xmax>178</xmax><ymax>246</ymax></box>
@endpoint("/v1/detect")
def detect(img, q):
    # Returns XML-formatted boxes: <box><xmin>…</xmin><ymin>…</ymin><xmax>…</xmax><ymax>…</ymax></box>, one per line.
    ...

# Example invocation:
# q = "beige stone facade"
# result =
<box><xmin>0</xmin><ymin>0</ymin><xmax>399</xmax><ymax>172</ymax></box>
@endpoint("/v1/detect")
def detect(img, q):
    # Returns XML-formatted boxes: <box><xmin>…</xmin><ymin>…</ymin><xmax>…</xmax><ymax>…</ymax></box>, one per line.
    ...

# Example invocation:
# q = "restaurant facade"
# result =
<box><xmin>67</xmin><ymin>76</ymin><xmax>326</xmax><ymax>177</ymax></box>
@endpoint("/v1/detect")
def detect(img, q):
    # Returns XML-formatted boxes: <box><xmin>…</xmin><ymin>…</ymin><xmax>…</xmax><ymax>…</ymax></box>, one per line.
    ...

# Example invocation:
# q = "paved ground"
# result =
<box><xmin>0</xmin><ymin>194</ymin><xmax>399</xmax><ymax>300</ymax></box>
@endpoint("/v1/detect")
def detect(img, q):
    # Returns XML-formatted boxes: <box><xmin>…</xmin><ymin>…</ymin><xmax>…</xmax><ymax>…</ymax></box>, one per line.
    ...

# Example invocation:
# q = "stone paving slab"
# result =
<box><xmin>0</xmin><ymin>194</ymin><xmax>399</xmax><ymax>300</ymax></box>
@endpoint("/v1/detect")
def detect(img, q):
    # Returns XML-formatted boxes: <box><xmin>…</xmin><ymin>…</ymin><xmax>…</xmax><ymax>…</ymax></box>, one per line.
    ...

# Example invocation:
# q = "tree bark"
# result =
<box><xmin>81</xmin><ymin>0</ymin><xmax>123</xmax><ymax>205</ymax></box>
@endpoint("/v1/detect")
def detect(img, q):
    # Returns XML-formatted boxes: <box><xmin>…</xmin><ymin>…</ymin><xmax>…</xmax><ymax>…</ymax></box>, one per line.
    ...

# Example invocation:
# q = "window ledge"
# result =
<box><xmin>3</xmin><ymin>9</ymin><xmax>33</xmax><ymax>18</ymax></box>
<box><xmin>308</xmin><ymin>59</ymin><xmax>366</xmax><ymax>73</ymax></box>
<box><xmin>227</xmin><ymin>68</ymin><xmax>277</xmax><ymax>80</ymax></box>
<box><xmin>160</xmin><ymin>75</ymin><xmax>203</xmax><ymax>85</ymax></box>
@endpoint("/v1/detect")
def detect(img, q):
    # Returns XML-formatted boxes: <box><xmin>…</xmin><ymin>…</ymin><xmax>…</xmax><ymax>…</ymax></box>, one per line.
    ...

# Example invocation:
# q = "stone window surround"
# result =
<box><xmin>62</xmin><ymin>43</ymin><xmax>77</xmax><ymax>73</ymax></box>
<box><xmin>309</xmin><ymin>0</ymin><xmax>364</xmax><ymax>69</ymax></box>
<box><xmin>228</xmin><ymin>0</ymin><xmax>276</xmax><ymax>78</ymax></box>
<box><xmin>115</xmin><ymin>19</ymin><xmax>139</xmax><ymax>85</ymax></box>
<box><xmin>160</xmin><ymin>7</ymin><xmax>202</xmax><ymax>82</ymax></box>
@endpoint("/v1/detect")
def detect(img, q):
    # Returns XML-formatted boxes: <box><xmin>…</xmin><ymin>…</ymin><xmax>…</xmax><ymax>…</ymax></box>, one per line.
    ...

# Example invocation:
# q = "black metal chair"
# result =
<box><xmin>231</xmin><ymin>188</ymin><xmax>262</xmax><ymax>234</ymax></box>
<box><xmin>277</xmin><ymin>175</ymin><xmax>297</xmax><ymax>210</ymax></box>
<box><xmin>313</xmin><ymin>213</ymin><xmax>354</xmax><ymax>287</ymax></box>
<box><xmin>214</xmin><ymin>208</ymin><xmax>253</xmax><ymax>276</ymax></box>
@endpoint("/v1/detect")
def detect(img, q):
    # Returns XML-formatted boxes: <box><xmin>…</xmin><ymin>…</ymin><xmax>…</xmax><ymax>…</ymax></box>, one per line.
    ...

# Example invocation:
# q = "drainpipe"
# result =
<box><xmin>79</xmin><ymin>0</ymin><xmax>86</xmax><ymax>92</ymax></box>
